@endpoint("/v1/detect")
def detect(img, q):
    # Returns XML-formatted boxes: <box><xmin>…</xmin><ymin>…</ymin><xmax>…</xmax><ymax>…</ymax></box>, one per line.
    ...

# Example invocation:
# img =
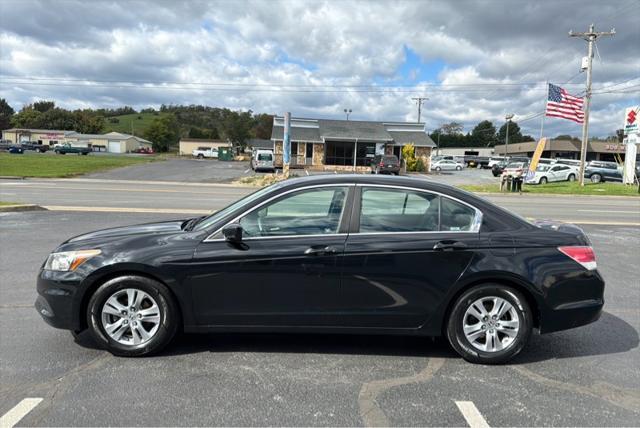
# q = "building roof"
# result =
<box><xmin>246</xmin><ymin>138</ymin><xmax>274</xmax><ymax>149</ymax></box>
<box><xmin>179</xmin><ymin>138</ymin><xmax>228</xmax><ymax>143</ymax></box>
<box><xmin>2</xmin><ymin>128</ymin><xmax>75</xmax><ymax>135</ymax></box>
<box><xmin>493</xmin><ymin>139</ymin><xmax>625</xmax><ymax>154</ymax></box>
<box><xmin>271</xmin><ymin>117</ymin><xmax>435</xmax><ymax>147</ymax></box>
<box><xmin>67</xmin><ymin>131</ymin><xmax>152</xmax><ymax>145</ymax></box>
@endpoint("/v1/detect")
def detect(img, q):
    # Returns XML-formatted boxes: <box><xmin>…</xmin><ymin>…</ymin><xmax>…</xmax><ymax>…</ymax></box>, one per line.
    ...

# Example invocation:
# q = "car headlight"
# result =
<box><xmin>44</xmin><ymin>249</ymin><xmax>101</xmax><ymax>272</ymax></box>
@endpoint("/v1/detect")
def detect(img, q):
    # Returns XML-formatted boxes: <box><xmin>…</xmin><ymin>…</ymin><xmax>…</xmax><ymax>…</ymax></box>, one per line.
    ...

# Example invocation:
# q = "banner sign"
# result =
<box><xmin>526</xmin><ymin>138</ymin><xmax>547</xmax><ymax>180</ymax></box>
<box><xmin>624</xmin><ymin>106</ymin><xmax>639</xmax><ymax>136</ymax></box>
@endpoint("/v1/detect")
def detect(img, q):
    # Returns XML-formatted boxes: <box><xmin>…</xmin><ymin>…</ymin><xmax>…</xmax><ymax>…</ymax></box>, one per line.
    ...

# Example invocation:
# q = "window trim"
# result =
<box><xmin>203</xmin><ymin>184</ymin><xmax>354</xmax><ymax>242</ymax></box>
<box><xmin>352</xmin><ymin>184</ymin><xmax>483</xmax><ymax>235</ymax></box>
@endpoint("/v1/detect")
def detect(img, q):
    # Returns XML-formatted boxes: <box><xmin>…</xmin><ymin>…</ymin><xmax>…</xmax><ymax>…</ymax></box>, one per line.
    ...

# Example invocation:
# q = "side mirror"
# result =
<box><xmin>222</xmin><ymin>223</ymin><xmax>243</xmax><ymax>243</ymax></box>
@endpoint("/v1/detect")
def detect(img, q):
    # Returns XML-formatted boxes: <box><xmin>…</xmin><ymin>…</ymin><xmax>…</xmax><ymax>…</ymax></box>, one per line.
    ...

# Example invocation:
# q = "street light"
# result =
<box><xmin>344</xmin><ymin>109</ymin><xmax>352</xmax><ymax>120</ymax></box>
<box><xmin>505</xmin><ymin>113</ymin><xmax>514</xmax><ymax>156</ymax></box>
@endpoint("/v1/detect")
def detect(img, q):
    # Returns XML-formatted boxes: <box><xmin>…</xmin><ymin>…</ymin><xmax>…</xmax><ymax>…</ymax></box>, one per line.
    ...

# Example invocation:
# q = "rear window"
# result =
<box><xmin>383</xmin><ymin>156</ymin><xmax>399</xmax><ymax>163</ymax></box>
<box><xmin>258</xmin><ymin>153</ymin><xmax>272</xmax><ymax>161</ymax></box>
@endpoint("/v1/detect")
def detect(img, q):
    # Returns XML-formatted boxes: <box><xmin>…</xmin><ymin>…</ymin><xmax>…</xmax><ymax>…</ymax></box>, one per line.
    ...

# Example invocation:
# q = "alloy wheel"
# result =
<box><xmin>462</xmin><ymin>296</ymin><xmax>520</xmax><ymax>352</ymax></box>
<box><xmin>101</xmin><ymin>288</ymin><xmax>161</xmax><ymax>346</ymax></box>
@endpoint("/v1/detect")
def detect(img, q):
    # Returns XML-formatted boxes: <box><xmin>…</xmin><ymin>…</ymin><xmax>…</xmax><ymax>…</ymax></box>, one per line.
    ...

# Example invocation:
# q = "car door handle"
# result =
<box><xmin>304</xmin><ymin>246</ymin><xmax>337</xmax><ymax>256</ymax></box>
<box><xmin>433</xmin><ymin>240</ymin><xmax>468</xmax><ymax>251</ymax></box>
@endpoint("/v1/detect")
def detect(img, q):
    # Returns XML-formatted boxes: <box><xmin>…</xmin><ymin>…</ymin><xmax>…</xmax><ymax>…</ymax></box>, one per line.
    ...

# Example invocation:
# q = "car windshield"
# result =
<box><xmin>506</xmin><ymin>162</ymin><xmax>524</xmax><ymax>168</ymax></box>
<box><xmin>193</xmin><ymin>184</ymin><xmax>278</xmax><ymax>231</ymax></box>
<box><xmin>536</xmin><ymin>165</ymin><xmax>550</xmax><ymax>172</ymax></box>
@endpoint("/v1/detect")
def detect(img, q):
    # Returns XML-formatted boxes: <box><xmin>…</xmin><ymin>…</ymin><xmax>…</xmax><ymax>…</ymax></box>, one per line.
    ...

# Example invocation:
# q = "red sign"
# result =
<box><xmin>628</xmin><ymin>110</ymin><xmax>637</xmax><ymax>125</ymax></box>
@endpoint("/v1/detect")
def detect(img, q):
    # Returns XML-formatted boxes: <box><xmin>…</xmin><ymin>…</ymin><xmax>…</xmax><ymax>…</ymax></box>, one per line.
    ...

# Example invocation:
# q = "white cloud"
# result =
<box><xmin>0</xmin><ymin>0</ymin><xmax>637</xmax><ymax>138</ymax></box>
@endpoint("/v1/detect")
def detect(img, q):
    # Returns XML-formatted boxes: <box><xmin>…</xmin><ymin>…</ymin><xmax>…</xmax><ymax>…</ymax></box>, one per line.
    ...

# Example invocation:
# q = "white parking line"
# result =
<box><xmin>0</xmin><ymin>398</ymin><xmax>43</xmax><ymax>428</ymax></box>
<box><xmin>455</xmin><ymin>401</ymin><xmax>490</xmax><ymax>428</ymax></box>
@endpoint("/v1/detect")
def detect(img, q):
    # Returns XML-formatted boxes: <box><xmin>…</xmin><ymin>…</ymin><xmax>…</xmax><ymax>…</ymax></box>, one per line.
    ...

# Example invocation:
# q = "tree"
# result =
<box><xmin>144</xmin><ymin>114</ymin><xmax>180</xmax><ymax>152</ymax></box>
<box><xmin>221</xmin><ymin>110</ymin><xmax>253</xmax><ymax>149</ymax></box>
<box><xmin>440</xmin><ymin>122</ymin><xmax>464</xmax><ymax>135</ymax></box>
<box><xmin>498</xmin><ymin>121</ymin><xmax>523</xmax><ymax>145</ymax></box>
<box><xmin>0</xmin><ymin>98</ymin><xmax>14</xmax><ymax>130</ymax></box>
<box><xmin>252</xmin><ymin>113</ymin><xmax>274</xmax><ymax>140</ymax></box>
<box><xmin>470</xmin><ymin>120</ymin><xmax>497</xmax><ymax>147</ymax></box>
<box><xmin>522</xmin><ymin>135</ymin><xmax>536</xmax><ymax>142</ymax></box>
<box><xmin>73</xmin><ymin>110</ymin><xmax>104</xmax><ymax>134</ymax></box>
<box><xmin>10</xmin><ymin>108</ymin><xmax>42</xmax><ymax>128</ymax></box>
<box><xmin>31</xmin><ymin>100</ymin><xmax>55</xmax><ymax>113</ymax></box>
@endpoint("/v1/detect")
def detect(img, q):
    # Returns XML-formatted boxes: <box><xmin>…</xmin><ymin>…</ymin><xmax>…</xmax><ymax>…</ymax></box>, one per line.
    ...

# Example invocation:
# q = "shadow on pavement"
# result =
<box><xmin>512</xmin><ymin>311</ymin><xmax>638</xmax><ymax>364</ymax></box>
<box><xmin>73</xmin><ymin>311</ymin><xmax>637</xmax><ymax>363</ymax></box>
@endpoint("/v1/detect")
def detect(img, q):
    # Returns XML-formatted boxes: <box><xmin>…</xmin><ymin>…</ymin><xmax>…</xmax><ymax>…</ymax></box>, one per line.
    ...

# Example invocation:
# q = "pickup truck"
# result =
<box><xmin>54</xmin><ymin>143</ymin><xmax>91</xmax><ymax>155</ymax></box>
<box><xmin>19</xmin><ymin>142</ymin><xmax>50</xmax><ymax>153</ymax></box>
<box><xmin>192</xmin><ymin>147</ymin><xmax>218</xmax><ymax>159</ymax></box>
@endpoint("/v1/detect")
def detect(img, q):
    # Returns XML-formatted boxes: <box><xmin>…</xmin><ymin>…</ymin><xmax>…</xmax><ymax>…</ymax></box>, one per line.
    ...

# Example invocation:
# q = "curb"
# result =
<box><xmin>0</xmin><ymin>176</ymin><xmax>26</xmax><ymax>180</ymax></box>
<box><xmin>0</xmin><ymin>204</ymin><xmax>47</xmax><ymax>213</ymax></box>
<box><xmin>473</xmin><ymin>192</ymin><xmax>640</xmax><ymax>199</ymax></box>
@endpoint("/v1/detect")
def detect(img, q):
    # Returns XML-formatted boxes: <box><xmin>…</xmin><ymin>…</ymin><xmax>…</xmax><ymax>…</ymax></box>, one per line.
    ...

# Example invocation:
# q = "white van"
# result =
<box><xmin>251</xmin><ymin>149</ymin><xmax>275</xmax><ymax>172</ymax></box>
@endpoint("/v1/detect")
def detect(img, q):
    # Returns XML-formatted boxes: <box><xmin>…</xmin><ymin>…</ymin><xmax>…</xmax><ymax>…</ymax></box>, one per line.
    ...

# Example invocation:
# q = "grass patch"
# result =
<box><xmin>460</xmin><ymin>181</ymin><xmax>640</xmax><ymax>196</ymax></box>
<box><xmin>0</xmin><ymin>201</ymin><xmax>20</xmax><ymax>206</ymax></box>
<box><xmin>0</xmin><ymin>152</ymin><xmax>163</xmax><ymax>178</ymax></box>
<box><xmin>103</xmin><ymin>112</ymin><xmax>170</xmax><ymax>135</ymax></box>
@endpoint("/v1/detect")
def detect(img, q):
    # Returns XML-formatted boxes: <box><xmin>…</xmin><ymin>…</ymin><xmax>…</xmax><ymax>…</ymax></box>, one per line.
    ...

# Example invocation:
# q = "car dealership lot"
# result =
<box><xmin>1</xmin><ymin>210</ymin><xmax>638</xmax><ymax>426</ymax></box>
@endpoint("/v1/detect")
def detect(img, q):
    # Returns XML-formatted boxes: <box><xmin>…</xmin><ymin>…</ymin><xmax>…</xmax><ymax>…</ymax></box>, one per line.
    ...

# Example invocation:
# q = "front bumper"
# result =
<box><xmin>35</xmin><ymin>270</ymin><xmax>84</xmax><ymax>330</ymax></box>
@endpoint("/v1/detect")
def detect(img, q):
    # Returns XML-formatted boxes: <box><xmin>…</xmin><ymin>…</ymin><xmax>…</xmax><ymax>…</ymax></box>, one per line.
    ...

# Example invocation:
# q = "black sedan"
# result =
<box><xmin>36</xmin><ymin>175</ymin><xmax>604</xmax><ymax>364</ymax></box>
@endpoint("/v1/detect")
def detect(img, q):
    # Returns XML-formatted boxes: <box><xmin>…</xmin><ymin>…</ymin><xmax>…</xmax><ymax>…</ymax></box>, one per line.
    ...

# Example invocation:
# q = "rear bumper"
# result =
<box><xmin>539</xmin><ymin>299</ymin><xmax>603</xmax><ymax>334</ymax></box>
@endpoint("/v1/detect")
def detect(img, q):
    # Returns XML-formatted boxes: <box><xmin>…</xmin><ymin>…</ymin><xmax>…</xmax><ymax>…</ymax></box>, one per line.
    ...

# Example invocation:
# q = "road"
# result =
<box><xmin>1</xmin><ymin>178</ymin><xmax>639</xmax><ymax>225</ymax></box>
<box><xmin>1</xmin><ymin>211</ymin><xmax>638</xmax><ymax>426</ymax></box>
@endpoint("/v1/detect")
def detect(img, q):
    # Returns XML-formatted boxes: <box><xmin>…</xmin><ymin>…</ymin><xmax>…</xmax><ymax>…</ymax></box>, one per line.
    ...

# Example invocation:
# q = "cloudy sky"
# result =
<box><xmin>0</xmin><ymin>0</ymin><xmax>638</xmax><ymax>137</ymax></box>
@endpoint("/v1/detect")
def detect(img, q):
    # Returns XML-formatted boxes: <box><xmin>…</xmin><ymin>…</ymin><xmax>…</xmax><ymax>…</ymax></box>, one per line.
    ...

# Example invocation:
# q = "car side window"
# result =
<box><xmin>440</xmin><ymin>197</ymin><xmax>477</xmax><ymax>232</ymax></box>
<box><xmin>239</xmin><ymin>187</ymin><xmax>348</xmax><ymax>237</ymax></box>
<box><xmin>359</xmin><ymin>188</ymin><xmax>439</xmax><ymax>232</ymax></box>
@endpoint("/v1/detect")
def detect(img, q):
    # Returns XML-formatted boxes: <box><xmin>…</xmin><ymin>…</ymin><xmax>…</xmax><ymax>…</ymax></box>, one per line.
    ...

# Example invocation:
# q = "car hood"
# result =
<box><xmin>66</xmin><ymin>220</ymin><xmax>187</xmax><ymax>243</ymax></box>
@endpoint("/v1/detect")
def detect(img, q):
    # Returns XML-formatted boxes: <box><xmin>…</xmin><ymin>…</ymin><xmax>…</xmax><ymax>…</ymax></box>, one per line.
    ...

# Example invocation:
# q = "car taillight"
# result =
<box><xmin>558</xmin><ymin>246</ymin><xmax>597</xmax><ymax>270</ymax></box>
<box><xmin>379</xmin><ymin>161</ymin><xmax>384</xmax><ymax>166</ymax></box>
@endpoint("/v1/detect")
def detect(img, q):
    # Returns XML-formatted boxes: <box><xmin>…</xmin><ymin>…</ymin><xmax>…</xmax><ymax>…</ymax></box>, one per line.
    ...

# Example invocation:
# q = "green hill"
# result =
<box><xmin>103</xmin><ymin>112</ymin><xmax>169</xmax><ymax>136</ymax></box>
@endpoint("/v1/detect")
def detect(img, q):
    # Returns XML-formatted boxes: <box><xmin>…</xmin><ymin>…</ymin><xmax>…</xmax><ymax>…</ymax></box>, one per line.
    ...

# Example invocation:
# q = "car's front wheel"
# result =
<box><xmin>87</xmin><ymin>275</ymin><xmax>179</xmax><ymax>357</ymax></box>
<box><xmin>446</xmin><ymin>284</ymin><xmax>532</xmax><ymax>364</ymax></box>
<box><xmin>590</xmin><ymin>174</ymin><xmax>602</xmax><ymax>183</ymax></box>
<box><xmin>567</xmin><ymin>173</ymin><xmax>576</xmax><ymax>182</ymax></box>
<box><xmin>539</xmin><ymin>176</ymin><xmax>548</xmax><ymax>184</ymax></box>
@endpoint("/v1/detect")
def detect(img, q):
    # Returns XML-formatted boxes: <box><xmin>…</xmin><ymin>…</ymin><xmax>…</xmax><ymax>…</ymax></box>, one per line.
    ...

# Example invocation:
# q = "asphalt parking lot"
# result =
<box><xmin>1</xmin><ymin>210</ymin><xmax>638</xmax><ymax>426</ymax></box>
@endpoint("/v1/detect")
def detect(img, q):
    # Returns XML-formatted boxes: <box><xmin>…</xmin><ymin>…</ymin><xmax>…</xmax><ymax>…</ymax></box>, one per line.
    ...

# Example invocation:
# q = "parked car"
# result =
<box><xmin>502</xmin><ymin>162</ymin><xmax>528</xmax><ymax>178</ymax></box>
<box><xmin>432</xmin><ymin>159</ymin><xmax>463</xmax><ymax>172</ymax></box>
<box><xmin>19</xmin><ymin>142</ymin><xmax>50</xmax><ymax>153</ymax></box>
<box><xmin>0</xmin><ymin>140</ymin><xmax>13</xmax><ymax>151</ymax></box>
<box><xmin>54</xmin><ymin>143</ymin><xmax>91</xmax><ymax>155</ymax></box>
<box><xmin>250</xmin><ymin>149</ymin><xmax>275</xmax><ymax>172</ymax></box>
<box><xmin>35</xmin><ymin>175</ymin><xmax>604</xmax><ymax>364</ymax></box>
<box><xmin>192</xmin><ymin>147</ymin><xmax>218</xmax><ymax>159</ymax></box>
<box><xmin>584</xmin><ymin>161</ymin><xmax>622</xmax><ymax>183</ymax></box>
<box><xmin>525</xmin><ymin>164</ymin><xmax>579</xmax><ymax>185</ymax></box>
<box><xmin>487</xmin><ymin>156</ymin><xmax>507</xmax><ymax>168</ymax></box>
<box><xmin>467</xmin><ymin>156</ymin><xmax>490</xmax><ymax>169</ymax></box>
<box><xmin>133</xmin><ymin>147</ymin><xmax>154</xmax><ymax>154</ymax></box>
<box><xmin>554</xmin><ymin>158</ymin><xmax>581</xmax><ymax>167</ymax></box>
<box><xmin>370</xmin><ymin>154</ymin><xmax>400</xmax><ymax>175</ymax></box>
<box><xmin>8</xmin><ymin>146</ymin><xmax>24</xmax><ymax>154</ymax></box>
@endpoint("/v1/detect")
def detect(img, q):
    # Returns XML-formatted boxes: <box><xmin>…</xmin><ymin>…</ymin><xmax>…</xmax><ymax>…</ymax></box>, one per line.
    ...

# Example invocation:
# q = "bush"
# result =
<box><xmin>415</xmin><ymin>158</ymin><xmax>425</xmax><ymax>172</ymax></box>
<box><xmin>402</xmin><ymin>143</ymin><xmax>417</xmax><ymax>171</ymax></box>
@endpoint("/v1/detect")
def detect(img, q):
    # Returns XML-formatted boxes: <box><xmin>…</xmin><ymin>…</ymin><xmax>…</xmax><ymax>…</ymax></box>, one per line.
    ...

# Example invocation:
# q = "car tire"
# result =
<box><xmin>567</xmin><ymin>174</ymin><xmax>576</xmax><ymax>182</ymax></box>
<box><xmin>446</xmin><ymin>284</ymin><xmax>532</xmax><ymax>365</ymax></box>
<box><xmin>539</xmin><ymin>177</ymin><xmax>548</xmax><ymax>184</ymax></box>
<box><xmin>456</xmin><ymin>166</ymin><xmax>462</xmax><ymax>171</ymax></box>
<box><xmin>87</xmin><ymin>275</ymin><xmax>179</xmax><ymax>357</ymax></box>
<box><xmin>590</xmin><ymin>174</ymin><xmax>602</xmax><ymax>183</ymax></box>
<box><xmin>435</xmin><ymin>166</ymin><xmax>441</xmax><ymax>172</ymax></box>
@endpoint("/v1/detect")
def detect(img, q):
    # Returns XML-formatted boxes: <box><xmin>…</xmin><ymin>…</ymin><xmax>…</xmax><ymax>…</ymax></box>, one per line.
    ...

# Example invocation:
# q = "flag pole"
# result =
<box><xmin>539</xmin><ymin>82</ymin><xmax>547</xmax><ymax>141</ymax></box>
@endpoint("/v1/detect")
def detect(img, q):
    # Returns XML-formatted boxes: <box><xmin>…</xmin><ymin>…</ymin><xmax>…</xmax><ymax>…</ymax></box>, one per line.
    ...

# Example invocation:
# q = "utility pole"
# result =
<box><xmin>570</xmin><ymin>23</ymin><xmax>615</xmax><ymax>186</ymax></box>
<box><xmin>412</xmin><ymin>97</ymin><xmax>428</xmax><ymax>123</ymax></box>
<box><xmin>505</xmin><ymin>114</ymin><xmax>514</xmax><ymax>156</ymax></box>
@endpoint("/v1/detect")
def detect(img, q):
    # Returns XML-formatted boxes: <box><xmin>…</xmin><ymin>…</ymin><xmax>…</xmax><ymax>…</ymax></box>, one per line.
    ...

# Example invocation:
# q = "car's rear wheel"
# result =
<box><xmin>456</xmin><ymin>165</ymin><xmax>462</xmax><ymax>171</ymax></box>
<box><xmin>539</xmin><ymin>176</ymin><xmax>548</xmax><ymax>184</ymax></box>
<box><xmin>567</xmin><ymin>174</ymin><xmax>576</xmax><ymax>182</ymax></box>
<box><xmin>446</xmin><ymin>284</ymin><xmax>532</xmax><ymax>364</ymax></box>
<box><xmin>590</xmin><ymin>174</ymin><xmax>602</xmax><ymax>183</ymax></box>
<box><xmin>435</xmin><ymin>166</ymin><xmax>441</xmax><ymax>172</ymax></box>
<box><xmin>197</xmin><ymin>154</ymin><xmax>204</xmax><ymax>159</ymax></box>
<box><xmin>87</xmin><ymin>275</ymin><xmax>179</xmax><ymax>357</ymax></box>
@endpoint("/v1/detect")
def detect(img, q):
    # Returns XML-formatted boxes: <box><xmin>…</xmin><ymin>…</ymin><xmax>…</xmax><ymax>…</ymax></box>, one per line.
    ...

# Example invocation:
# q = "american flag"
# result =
<box><xmin>545</xmin><ymin>83</ymin><xmax>584</xmax><ymax>123</ymax></box>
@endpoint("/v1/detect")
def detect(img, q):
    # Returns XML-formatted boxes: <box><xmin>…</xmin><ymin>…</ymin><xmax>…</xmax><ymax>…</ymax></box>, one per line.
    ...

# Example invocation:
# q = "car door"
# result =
<box><xmin>188</xmin><ymin>185</ymin><xmax>353</xmax><ymax>327</ymax></box>
<box><xmin>547</xmin><ymin>165</ymin><xmax>561</xmax><ymax>182</ymax></box>
<box><xmin>338</xmin><ymin>185</ymin><xmax>481</xmax><ymax>328</ymax></box>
